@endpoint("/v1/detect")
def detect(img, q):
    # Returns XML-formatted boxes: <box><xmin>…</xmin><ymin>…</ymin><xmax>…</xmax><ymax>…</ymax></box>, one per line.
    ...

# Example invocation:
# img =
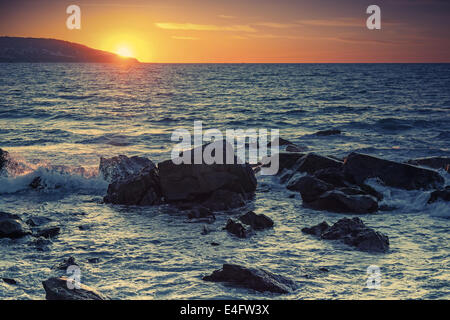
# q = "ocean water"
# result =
<box><xmin>0</xmin><ymin>63</ymin><xmax>449</xmax><ymax>300</ymax></box>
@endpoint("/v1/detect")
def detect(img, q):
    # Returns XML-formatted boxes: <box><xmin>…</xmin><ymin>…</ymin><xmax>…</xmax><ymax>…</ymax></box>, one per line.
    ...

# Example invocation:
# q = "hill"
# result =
<box><xmin>0</xmin><ymin>37</ymin><xmax>139</xmax><ymax>63</ymax></box>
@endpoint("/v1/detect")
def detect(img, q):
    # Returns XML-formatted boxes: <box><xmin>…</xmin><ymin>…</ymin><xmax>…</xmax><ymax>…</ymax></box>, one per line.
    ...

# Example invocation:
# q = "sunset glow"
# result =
<box><xmin>0</xmin><ymin>0</ymin><xmax>449</xmax><ymax>63</ymax></box>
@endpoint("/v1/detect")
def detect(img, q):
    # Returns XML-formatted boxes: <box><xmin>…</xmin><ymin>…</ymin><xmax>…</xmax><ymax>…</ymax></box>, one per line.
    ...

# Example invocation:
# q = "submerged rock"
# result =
<box><xmin>344</xmin><ymin>152</ymin><xmax>444</xmax><ymax>190</ymax></box>
<box><xmin>158</xmin><ymin>142</ymin><xmax>256</xmax><ymax>210</ymax></box>
<box><xmin>42</xmin><ymin>277</ymin><xmax>108</xmax><ymax>300</ymax></box>
<box><xmin>427</xmin><ymin>189</ymin><xmax>450</xmax><ymax>203</ymax></box>
<box><xmin>2</xmin><ymin>278</ymin><xmax>17</xmax><ymax>285</ymax></box>
<box><xmin>103</xmin><ymin>165</ymin><xmax>162</xmax><ymax>205</ymax></box>
<box><xmin>302</xmin><ymin>217</ymin><xmax>389</xmax><ymax>253</ymax></box>
<box><xmin>187</xmin><ymin>206</ymin><xmax>216</xmax><ymax>223</ymax></box>
<box><xmin>34</xmin><ymin>226</ymin><xmax>60</xmax><ymax>239</ymax></box>
<box><xmin>0</xmin><ymin>212</ymin><xmax>31</xmax><ymax>239</ymax></box>
<box><xmin>53</xmin><ymin>256</ymin><xmax>78</xmax><ymax>271</ymax></box>
<box><xmin>224</xmin><ymin>219</ymin><xmax>253</xmax><ymax>238</ymax></box>
<box><xmin>99</xmin><ymin>155</ymin><xmax>154</xmax><ymax>183</ymax></box>
<box><xmin>306</xmin><ymin>190</ymin><xmax>378</xmax><ymax>214</ymax></box>
<box><xmin>407</xmin><ymin>157</ymin><xmax>450</xmax><ymax>173</ymax></box>
<box><xmin>301</xmin><ymin>221</ymin><xmax>330</xmax><ymax>237</ymax></box>
<box><xmin>314</xmin><ymin>129</ymin><xmax>341</xmax><ymax>136</ymax></box>
<box><xmin>26</xmin><ymin>216</ymin><xmax>53</xmax><ymax>227</ymax></box>
<box><xmin>203</xmin><ymin>264</ymin><xmax>296</xmax><ymax>294</ymax></box>
<box><xmin>238</xmin><ymin>211</ymin><xmax>274</xmax><ymax>230</ymax></box>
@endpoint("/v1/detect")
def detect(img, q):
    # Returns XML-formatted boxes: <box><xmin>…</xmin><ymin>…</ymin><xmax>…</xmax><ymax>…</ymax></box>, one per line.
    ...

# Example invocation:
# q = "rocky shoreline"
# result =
<box><xmin>0</xmin><ymin>142</ymin><xmax>449</xmax><ymax>299</ymax></box>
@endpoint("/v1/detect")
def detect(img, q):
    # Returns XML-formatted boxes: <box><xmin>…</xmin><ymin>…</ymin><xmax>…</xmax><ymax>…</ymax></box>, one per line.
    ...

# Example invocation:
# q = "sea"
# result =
<box><xmin>0</xmin><ymin>63</ymin><xmax>449</xmax><ymax>299</ymax></box>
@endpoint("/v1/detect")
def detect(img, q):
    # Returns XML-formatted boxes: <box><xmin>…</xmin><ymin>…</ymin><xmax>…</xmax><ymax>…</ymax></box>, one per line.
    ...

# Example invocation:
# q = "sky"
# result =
<box><xmin>1</xmin><ymin>0</ymin><xmax>450</xmax><ymax>63</ymax></box>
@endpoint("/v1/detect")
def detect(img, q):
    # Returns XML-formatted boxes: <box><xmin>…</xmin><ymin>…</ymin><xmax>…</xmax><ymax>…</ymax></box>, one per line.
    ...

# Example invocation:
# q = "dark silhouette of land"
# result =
<box><xmin>0</xmin><ymin>37</ymin><xmax>139</xmax><ymax>63</ymax></box>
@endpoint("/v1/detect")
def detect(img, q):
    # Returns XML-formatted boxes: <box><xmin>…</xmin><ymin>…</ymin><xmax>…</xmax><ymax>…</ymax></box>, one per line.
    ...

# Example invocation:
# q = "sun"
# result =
<box><xmin>115</xmin><ymin>46</ymin><xmax>134</xmax><ymax>58</ymax></box>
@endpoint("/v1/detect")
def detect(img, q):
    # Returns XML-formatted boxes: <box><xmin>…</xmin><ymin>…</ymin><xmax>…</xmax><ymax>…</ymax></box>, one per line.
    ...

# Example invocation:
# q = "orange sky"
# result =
<box><xmin>1</xmin><ymin>0</ymin><xmax>450</xmax><ymax>63</ymax></box>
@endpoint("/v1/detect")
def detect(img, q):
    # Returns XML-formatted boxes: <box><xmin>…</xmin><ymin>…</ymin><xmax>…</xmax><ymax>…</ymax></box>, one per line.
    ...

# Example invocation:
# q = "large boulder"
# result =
<box><xmin>158</xmin><ymin>142</ymin><xmax>256</xmax><ymax>208</ymax></box>
<box><xmin>407</xmin><ymin>157</ymin><xmax>450</xmax><ymax>173</ymax></box>
<box><xmin>291</xmin><ymin>153</ymin><xmax>343</xmax><ymax>175</ymax></box>
<box><xmin>0</xmin><ymin>212</ymin><xmax>31</xmax><ymax>239</ymax></box>
<box><xmin>99</xmin><ymin>155</ymin><xmax>155</xmax><ymax>183</ymax></box>
<box><xmin>103</xmin><ymin>165</ymin><xmax>162</xmax><ymax>205</ymax></box>
<box><xmin>238</xmin><ymin>211</ymin><xmax>274</xmax><ymax>230</ymax></box>
<box><xmin>203</xmin><ymin>264</ymin><xmax>296</xmax><ymax>294</ymax></box>
<box><xmin>302</xmin><ymin>217</ymin><xmax>389</xmax><ymax>253</ymax></box>
<box><xmin>306</xmin><ymin>190</ymin><xmax>378</xmax><ymax>214</ymax></box>
<box><xmin>42</xmin><ymin>277</ymin><xmax>108</xmax><ymax>300</ymax></box>
<box><xmin>287</xmin><ymin>176</ymin><xmax>333</xmax><ymax>202</ymax></box>
<box><xmin>275</xmin><ymin>152</ymin><xmax>305</xmax><ymax>173</ymax></box>
<box><xmin>200</xmin><ymin>189</ymin><xmax>246</xmax><ymax>211</ymax></box>
<box><xmin>344</xmin><ymin>153</ymin><xmax>444</xmax><ymax>190</ymax></box>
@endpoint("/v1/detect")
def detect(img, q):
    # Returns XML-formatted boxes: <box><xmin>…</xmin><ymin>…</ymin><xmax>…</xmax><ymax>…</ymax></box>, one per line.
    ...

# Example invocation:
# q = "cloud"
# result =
<box><xmin>218</xmin><ymin>15</ymin><xmax>235</xmax><ymax>19</ymax></box>
<box><xmin>155</xmin><ymin>23</ymin><xmax>256</xmax><ymax>32</ymax></box>
<box><xmin>253</xmin><ymin>22</ymin><xmax>299</xmax><ymax>29</ymax></box>
<box><xmin>299</xmin><ymin>18</ymin><xmax>364</xmax><ymax>27</ymax></box>
<box><xmin>247</xmin><ymin>33</ymin><xmax>304</xmax><ymax>40</ymax></box>
<box><xmin>171</xmin><ymin>36</ymin><xmax>200</xmax><ymax>40</ymax></box>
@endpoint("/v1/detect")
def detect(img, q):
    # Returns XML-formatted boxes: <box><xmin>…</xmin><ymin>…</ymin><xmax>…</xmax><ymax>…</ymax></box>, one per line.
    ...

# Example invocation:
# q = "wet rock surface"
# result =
<box><xmin>224</xmin><ymin>219</ymin><xmax>253</xmax><ymax>238</ymax></box>
<box><xmin>99</xmin><ymin>154</ymin><xmax>155</xmax><ymax>183</ymax></box>
<box><xmin>344</xmin><ymin>152</ymin><xmax>444</xmax><ymax>190</ymax></box>
<box><xmin>428</xmin><ymin>189</ymin><xmax>450</xmax><ymax>203</ymax></box>
<box><xmin>238</xmin><ymin>211</ymin><xmax>274</xmax><ymax>230</ymax></box>
<box><xmin>306</xmin><ymin>190</ymin><xmax>378</xmax><ymax>214</ymax></box>
<box><xmin>407</xmin><ymin>157</ymin><xmax>450</xmax><ymax>172</ymax></box>
<box><xmin>302</xmin><ymin>217</ymin><xmax>389</xmax><ymax>253</ymax></box>
<box><xmin>42</xmin><ymin>277</ymin><xmax>108</xmax><ymax>300</ymax></box>
<box><xmin>287</xmin><ymin>176</ymin><xmax>333</xmax><ymax>202</ymax></box>
<box><xmin>203</xmin><ymin>264</ymin><xmax>296</xmax><ymax>294</ymax></box>
<box><xmin>0</xmin><ymin>212</ymin><xmax>31</xmax><ymax>239</ymax></box>
<box><xmin>103</xmin><ymin>165</ymin><xmax>162</xmax><ymax>205</ymax></box>
<box><xmin>158</xmin><ymin>142</ymin><xmax>256</xmax><ymax>210</ymax></box>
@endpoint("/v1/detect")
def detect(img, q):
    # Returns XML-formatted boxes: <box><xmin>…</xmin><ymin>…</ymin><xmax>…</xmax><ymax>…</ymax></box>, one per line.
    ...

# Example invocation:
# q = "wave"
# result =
<box><xmin>366</xmin><ymin>178</ymin><xmax>450</xmax><ymax>218</ymax></box>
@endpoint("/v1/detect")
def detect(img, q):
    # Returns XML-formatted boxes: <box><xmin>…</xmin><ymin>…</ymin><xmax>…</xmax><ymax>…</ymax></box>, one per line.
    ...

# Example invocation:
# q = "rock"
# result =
<box><xmin>99</xmin><ymin>155</ymin><xmax>154</xmax><ymax>183</ymax></box>
<box><xmin>301</xmin><ymin>221</ymin><xmax>330</xmax><ymax>237</ymax></box>
<box><xmin>428</xmin><ymin>189</ymin><xmax>450</xmax><ymax>203</ymax></box>
<box><xmin>53</xmin><ymin>256</ymin><xmax>78</xmax><ymax>271</ymax></box>
<box><xmin>0</xmin><ymin>212</ymin><xmax>31</xmax><ymax>239</ymax></box>
<box><xmin>187</xmin><ymin>206</ymin><xmax>215</xmax><ymax>223</ymax></box>
<box><xmin>29</xmin><ymin>237</ymin><xmax>52</xmax><ymax>251</ymax></box>
<box><xmin>320</xmin><ymin>217</ymin><xmax>389</xmax><ymax>253</ymax></box>
<box><xmin>315</xmin><ymin>129</ymin><xmax>341</xmax><ymax>136</ymax></box>
<box><xmin>78</xmin><ymin>224</ymin><xmax>92</xmax><ymax>231</ymax></box>
<box><xmin>34</xmin><ymin>226</ymin><xmax>60</xmax><ymax>238</ymax></box>
<box><xmin>306</xmin><ymin>190</ymin><xmax>378</xmax><ymax>214</ymax></box>
<box><xmin>287</xmin><ymin>176</ymin><xmax>333</xmax><ymax>202</ymax></box>
<box><xmin>285</xmin><ymin>144</ymin><xmax>306</xmax><ymax>152</ymax></box>
<box><xmin>42</xmin><ymin>277</ymin><xmax>108</xmax><ymax>300</ymax></box>
<box><xmin>343</xmin><ymin>153</ymin><xmax>444</xmax><ymax>190</ymax></box>
<box><xmin>2</xmin><ymin>278</ymin><xmax>17</xmax><ymax>285</ymax></box>
<box><xmin>87</xmin><ymin>258</ymin><xmax>100</xmax><ymax>264</ymax></box>
<box><xmin>224</xmin><ymin>219</ymin><xmax>253</xmax><ymax>238</ymax></box>
<box><xmin>103</xmin><ymin>165</ymin><xmax>162</xmax><ymax>205</ymax></box>
<box><xmin>200</xmin><ymin>189</ymin><xmax>246</xmax><ymax>211</ymax></box>
<box><xmin>158</xmin><ymin>142</ymin><xmax>256</xmax><ymax>204</ymax></box>
<box><xmin>302</xmin><ymin>218</ymin><xmax>389</xmax><ymax>253</ymax></box>
<box><xmin>238</xmin><ymin>211</ymin><xmax>274</xmax><ymax>230</ymax></box>
<box><xmin>211</xmin><ymin>242</ymin><xmax>220</xmax><ymax>246</ymax></box>
<box><xmin>313</xmin><ymin>167</ymin><xmax>349</xmax><ymax>188</ymax></box>
<box><xmin>292</xmin><ymin>153</ymin><xmax>343</xmax><ymax>175</ymax></box>
<box><xmin>407</xmin><ymin>157</ymin><xmax>450</xmax><ymax>172</ymax></box>
<box><xmin>26</xmin><ymin>216</ymin><xmax>52</xmax><ymax>227</ymax></box>
<box><xmin>203</xmin><ymin>264</ymin><xmax>296</xmax><ymax>294</ymax></box>
<box><xmin>267</xmin><ymin>137</ymin><xmax>293</xmax><ymax>147</ymax></box>
<box><xmin>274</xmin><ymin>152</ymin><xmax>305</xmax><ymax>173</ymax></box>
